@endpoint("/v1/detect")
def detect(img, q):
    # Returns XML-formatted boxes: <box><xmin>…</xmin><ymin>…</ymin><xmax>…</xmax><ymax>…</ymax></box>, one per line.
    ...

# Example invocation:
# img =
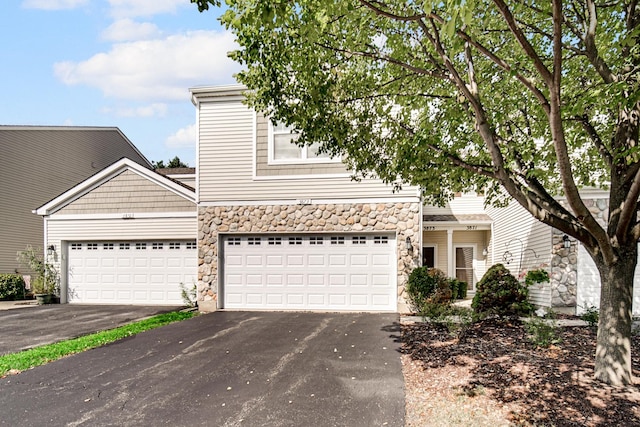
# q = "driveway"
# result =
<box><xmin>0</xmin><ymin>311</ymin><xmax>405</xmax><ymax>427</ymax></box>
<box><xmin>0</xmin><ymin>304</ymin><xmax>182</xmax><ymax>355</ymax></box>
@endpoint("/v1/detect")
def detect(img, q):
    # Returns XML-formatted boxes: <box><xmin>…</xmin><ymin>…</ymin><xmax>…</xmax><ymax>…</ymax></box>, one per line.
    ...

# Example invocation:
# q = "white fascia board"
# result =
<box><xmin>190</xmin><ymin>84</ymin><xmax>247</xmax><ymax>105</ymax></box>
<box><xmin>35</xmin><ymin>158</ymin><xmax>195</xmax><ymax>216</ymax></box>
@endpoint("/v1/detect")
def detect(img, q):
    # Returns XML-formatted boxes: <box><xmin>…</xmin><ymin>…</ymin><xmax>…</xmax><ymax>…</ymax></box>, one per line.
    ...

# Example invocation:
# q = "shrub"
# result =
<box><xmin>406</xmin><ymin>267</ymin><xmax>455</xmax><ymax>314</ymax></box>
<box><xmin>472</xmin><ymin>263</ymin><xmax>534</xmax><ymax>316</ymax></box>
<box><xmin>0</xmin><ymin>274</ymin><xmax>26</xmax><ymax>301</ymax></box>
<box><xmin>526</xmin><ymin>314</ymin><xmax>561</xmax><ymax>348</ymax></box>
<box><xmin>447</xmin><ymin>278</ymin><xmax>468</xmax><ymax>300</ymax></box>
<box><xmin>524</xmin><ymin>268</ymin><xmax>550</xmax><ymax>286</ymax></box>
<box><xmin>580</xmin><ymin>304</ymin><xmax>599</xmax><ymax>328</ymax></box>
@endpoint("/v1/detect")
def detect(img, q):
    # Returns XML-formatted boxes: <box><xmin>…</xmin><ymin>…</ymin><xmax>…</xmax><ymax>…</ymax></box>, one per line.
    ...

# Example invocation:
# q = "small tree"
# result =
<box><xmin>472</xmin><ymin>264</ymin><xmax>533</xmax><ymax>317</ymax></box>
<box><xmin>16</xmin><ymin>246</ymin><xmax>59</xmax><ymax>295</ymax></box>
<box><xmin>152</xmin><ymin>156</ymin><xmax>189</xmax><ymax>169</ymax></box>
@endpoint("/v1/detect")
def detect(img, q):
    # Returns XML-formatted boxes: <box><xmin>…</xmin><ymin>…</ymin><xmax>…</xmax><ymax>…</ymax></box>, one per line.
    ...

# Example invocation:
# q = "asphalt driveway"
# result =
<box><xmin>0</xmin><ymin>304</ymin><xmax>182</xmax><ymax>355</ymax></box>
<box><xmin>0</xmin><ymin>311</ymin><xmax>405</xmax><ymax>426</ymax></box>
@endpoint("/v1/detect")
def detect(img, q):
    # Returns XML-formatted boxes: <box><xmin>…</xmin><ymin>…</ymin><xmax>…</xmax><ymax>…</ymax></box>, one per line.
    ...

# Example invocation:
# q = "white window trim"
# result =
<box><xmin>267</xmin><ymin>121</ymin><xmax>342</xmax><ymax>165</ymax></box>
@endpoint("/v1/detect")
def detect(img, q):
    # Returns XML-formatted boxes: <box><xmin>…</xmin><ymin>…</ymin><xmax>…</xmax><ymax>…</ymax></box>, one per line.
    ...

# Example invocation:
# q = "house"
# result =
<box><xmin>32</xmin><ymin>84</ymin><xmax>634</xmax><ymax>315</ymax></box>
<box><xmin>189</xmin><ymin>84</ymin><xmax>504</xmax><ymax>313</ymax></box>
<box><xmin>0</xmin><ymin>126</ymin><xmax>151</xmax><ymax>274</ymax></box>
<box><xmin>35</xmin><ymin>158</ymin><xmax>197</xmax><ymax>305</ymax></box>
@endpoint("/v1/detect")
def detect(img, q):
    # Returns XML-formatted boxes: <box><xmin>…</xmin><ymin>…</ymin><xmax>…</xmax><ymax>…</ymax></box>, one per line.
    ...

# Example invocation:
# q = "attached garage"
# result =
<box><xmin>36</xmin><ymin>159</ymin><xmax>197</xmax><ymax>306</ymax></box>
<box><xmin>221</xmin><ymin>233</ymin><xmax>397</xmax><ymax>311</ymax></box>
<box><xmin>67</xmin><ymin>240</ymin><xmax>197</xmax><ymax>304</ymax></box>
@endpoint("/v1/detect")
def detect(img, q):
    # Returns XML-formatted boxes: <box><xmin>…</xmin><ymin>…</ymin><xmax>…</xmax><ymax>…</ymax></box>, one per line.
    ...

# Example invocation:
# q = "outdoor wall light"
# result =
<box><xmin>482</xmin><ymin>247</ymin><xmax>488</xmax><ymax>257</ymax></box>
<box><xmin>47</xmin><ymin>245</ymin><xmax>55</xmax><ymax>256</ymax></box>
<box><xmin>405</xmin><ymin>237</ymin><xmax>413</xmax><ymax>251</ymax></box>
<box><xmin>562</xmin><ymin>234</ymin><xmax>571</xmax><ymax>249</ymax></box>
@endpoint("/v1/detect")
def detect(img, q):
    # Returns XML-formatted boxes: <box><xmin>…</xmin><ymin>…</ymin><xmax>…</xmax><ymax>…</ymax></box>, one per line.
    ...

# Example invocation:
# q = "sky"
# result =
<box><xmin>1</xmin><ymin>0</ymin><xmax>241</xmax><ymax>166</ymax></box>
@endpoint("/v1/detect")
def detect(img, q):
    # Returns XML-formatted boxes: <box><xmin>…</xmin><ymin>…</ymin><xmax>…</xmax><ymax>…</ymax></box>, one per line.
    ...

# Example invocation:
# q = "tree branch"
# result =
<box><xmin>583</xmin><ymin>0</ymin><xmax>616</xmax><ymax>83</ymax></box>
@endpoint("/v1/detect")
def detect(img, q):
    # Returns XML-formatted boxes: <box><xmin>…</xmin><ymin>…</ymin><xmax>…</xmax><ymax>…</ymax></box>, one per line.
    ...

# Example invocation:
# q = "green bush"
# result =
<box><xmin>0</xmin><ymin>274</ymin><xmax>26</xmax><ymax>301</ymax></box>
<box><xmin>472</xmin><ymin>263</ymin><xmax>534</xmax><ymax>316</ymax></box>
<box><xmin>406</xmin><ymin>267</ymin><xmax>453</xmax><ymax>313</ymax></box>
<box><xmin>447</xmin><ymin>278</ymin><xmax>468</xmax><ymax>300</ymax></box>
<box><xmin>580</xmin><ymin>304</ymin><xmax>599</xmax><ymax>328</ymax></box>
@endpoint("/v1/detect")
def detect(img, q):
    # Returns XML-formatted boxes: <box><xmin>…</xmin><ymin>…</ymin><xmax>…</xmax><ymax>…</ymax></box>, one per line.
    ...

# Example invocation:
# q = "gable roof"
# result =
<box><xmin>35</xmin><ymin>158</ymin><xmax>195</xmax><ymax>216</ymax></box>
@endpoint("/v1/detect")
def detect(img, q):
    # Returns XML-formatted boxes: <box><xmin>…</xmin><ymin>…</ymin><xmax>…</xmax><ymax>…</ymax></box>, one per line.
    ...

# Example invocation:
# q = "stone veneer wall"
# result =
<box><xmin>197</xmin><ymin>202</ymin><xmax>421</xmax><ymax>311</ymax></box>
<box><xmin>550</xmin><ymin>198</ymin><xmax>608</xmax><ymax>308</ymax></box>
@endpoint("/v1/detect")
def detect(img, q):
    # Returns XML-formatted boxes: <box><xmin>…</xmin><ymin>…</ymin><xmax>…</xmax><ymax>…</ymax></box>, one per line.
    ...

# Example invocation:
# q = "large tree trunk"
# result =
<box><xmin>594</xmin><ymin>245</ymin><xmax>637</xmax><ymax>385</ymax></box>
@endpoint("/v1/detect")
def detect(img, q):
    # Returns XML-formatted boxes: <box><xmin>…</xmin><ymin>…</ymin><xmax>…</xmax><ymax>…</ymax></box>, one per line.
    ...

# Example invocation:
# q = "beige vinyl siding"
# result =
<box><xmin>57</xmin><ymin>170</ymin><xmax>194</xmax><ymax>214</ymax></box>
<box><xmin>0</xmin><ymin>127</ymin><xmax>150</xmax><ymax>274</ymax></box>
<box><xmin>487</xmin><ymin>199</ymin><xmax>552</xmax><ymax>306</ymax></box>
<box><xmin>197</xmin><ymin>101</ymin><xmax>417</xmax><ymax>202</ymax></box>
<box><xmin>254</xmin><ymin>114</ymin><xmax>347</xmax><ymax>176</ymax></box>
<box><xmin>423</xmin><ymin>193</ymin><xmax>486</xmax><ymax>215</ymax></box>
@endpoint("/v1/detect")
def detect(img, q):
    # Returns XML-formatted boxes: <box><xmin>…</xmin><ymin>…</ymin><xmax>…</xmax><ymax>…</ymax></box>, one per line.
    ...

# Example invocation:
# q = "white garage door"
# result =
<box><xmin>222</xmin><ymin>234</ymin><xmax>397</xmax><ymax>311</ymax></box>
<box><xmin>67</xmin><ymin>240</ymin><xmax>197</xmax><ymax>305</ymax></box>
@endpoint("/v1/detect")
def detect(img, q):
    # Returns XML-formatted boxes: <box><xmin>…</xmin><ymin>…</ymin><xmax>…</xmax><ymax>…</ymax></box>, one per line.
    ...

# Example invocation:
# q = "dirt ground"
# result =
<box><xmin>401</xmin><ymin>317</ymin><xmax>640</xmax><ymax>426</ymax></box>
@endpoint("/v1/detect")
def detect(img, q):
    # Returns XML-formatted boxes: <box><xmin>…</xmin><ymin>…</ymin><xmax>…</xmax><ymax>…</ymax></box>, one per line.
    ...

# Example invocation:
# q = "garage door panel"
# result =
<box><xmin>67</xmin><ymin>240</ymin><xmax>196</xmax><ymax>305</ymax></box>
<box><xmin>223</xmin><ymin>234</ymin><xmax>396</xmax><ymax>311</ymax></box>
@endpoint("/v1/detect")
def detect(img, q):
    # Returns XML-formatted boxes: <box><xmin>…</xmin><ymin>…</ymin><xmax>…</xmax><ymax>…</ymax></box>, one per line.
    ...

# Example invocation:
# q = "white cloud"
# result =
<box><xmin>22</xmin><ymin>0</ymin><xmax>87</xmax><ymax>9</ymax></box>
<box><xmin>101</xmin><ymin>19</ymin><xmax>161</xmax><ymax>42</ymax></box>
<box><xmin>166</xmin><ymin>123</ymin><xmax>196</xmax><ymax>148</ymax></box>
<box><xmin>101</xmin><ymin>103</ymin><xmax>168</xmax><ymax>118</ymax></box>
<box><xmin>54</xmin><ymin>30</ymin><xmax>240</xmax><ymax>102</ymax></box>
<box><xmin>108</xmin><ymin>0</ymin><xmax>187</xmax><ymax>18</ymax></box>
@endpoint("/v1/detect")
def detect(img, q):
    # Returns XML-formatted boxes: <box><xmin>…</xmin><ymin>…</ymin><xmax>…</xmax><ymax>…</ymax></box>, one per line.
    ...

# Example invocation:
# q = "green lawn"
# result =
<box><xmin>0</xmin><ymin>310</ymin><xmax>196</xmax><ymax>377</ymax></box>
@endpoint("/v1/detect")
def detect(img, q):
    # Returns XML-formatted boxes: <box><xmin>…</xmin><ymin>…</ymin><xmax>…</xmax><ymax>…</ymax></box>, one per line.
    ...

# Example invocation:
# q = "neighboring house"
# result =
<box><xmin>35</xmin><ymin>158</ymin><xmax>197</xmax><ymax>305</ymax></box>
<box><xmin>190</xmin><ymin>85</ymin><xmax>422</xmax><ymax>312</ymax></box>
<box><xmin>0</xmin><ymin>126</ymin><xmax>151</xmax><ymax>274</ymax></box>
<box><xmin>156</xmin><ymin>167</ymin><xmax>196</xmax><ymax>189</ymax></box>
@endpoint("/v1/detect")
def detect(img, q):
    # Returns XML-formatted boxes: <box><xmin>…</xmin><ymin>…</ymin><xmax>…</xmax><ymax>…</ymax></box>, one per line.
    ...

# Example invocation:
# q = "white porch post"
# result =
<box><xmin>447</xmin><ymin>229</ymin><xmax>454</xmax><ymax>278</ymax></box>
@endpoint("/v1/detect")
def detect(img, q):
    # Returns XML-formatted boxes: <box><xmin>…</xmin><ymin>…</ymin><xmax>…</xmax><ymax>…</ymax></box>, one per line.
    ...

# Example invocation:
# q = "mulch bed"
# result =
<box><xmin>401</xmin><ymin>318</ymin><xmax>640</xmax><ymax>426</ymax></box>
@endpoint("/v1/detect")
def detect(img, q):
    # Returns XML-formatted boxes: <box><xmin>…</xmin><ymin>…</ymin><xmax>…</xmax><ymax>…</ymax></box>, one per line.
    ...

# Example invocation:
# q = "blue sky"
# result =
<box><xmin>1</xmin><ymin>0</ymin><xmax>240</xmax><ymax>166</ymax></box>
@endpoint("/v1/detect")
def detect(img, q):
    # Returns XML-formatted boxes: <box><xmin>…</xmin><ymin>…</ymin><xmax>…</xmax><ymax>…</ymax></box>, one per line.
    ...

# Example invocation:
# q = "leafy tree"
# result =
<box><xmin>192</xmin><ymin>0</ymin><xmax>640</xmax><ymax>385</ymax></box>
<box><xmin>152</xmin><ymin>156</ymin><xmax>189</xmax><ymax>169</ymax></box>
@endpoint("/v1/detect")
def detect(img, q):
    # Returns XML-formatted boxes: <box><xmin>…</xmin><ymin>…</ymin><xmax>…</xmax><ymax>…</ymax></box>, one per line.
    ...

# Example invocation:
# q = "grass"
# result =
<box><xmin>0</xmin><ymin>310</ymin><xmax>196</xmax><ymax>377</ymax></box>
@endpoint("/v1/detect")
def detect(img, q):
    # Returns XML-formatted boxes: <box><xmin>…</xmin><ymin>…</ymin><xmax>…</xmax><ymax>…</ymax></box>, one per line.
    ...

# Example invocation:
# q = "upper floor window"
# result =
<box><xmin>269</xmin><ymin>121</ymin><xmax>337</xmax><ymax>164</ymax></box>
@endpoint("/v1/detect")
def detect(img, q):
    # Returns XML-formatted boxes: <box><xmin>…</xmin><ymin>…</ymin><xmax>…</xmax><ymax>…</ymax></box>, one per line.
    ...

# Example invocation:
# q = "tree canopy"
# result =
<box><xmin>192</xmin><ymin>0</ymin><xmax>640</xmax><ymax>385</ymax></box>
<box><xmin>152</xmin><ymin>156</ymin><xmax>189</xmax><ymax>169</ymax></box>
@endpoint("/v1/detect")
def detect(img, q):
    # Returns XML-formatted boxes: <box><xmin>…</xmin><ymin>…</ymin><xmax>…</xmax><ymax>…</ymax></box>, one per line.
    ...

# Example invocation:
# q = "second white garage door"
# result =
<box><xmin>67</xmin><ymin>240</ymin><xmax>197</xmax><ymax>305</ymax></box>
<box><xmin>222</xmin><ymin>234</ymin><xmax>397</xmax><ymax>311</ymax></box>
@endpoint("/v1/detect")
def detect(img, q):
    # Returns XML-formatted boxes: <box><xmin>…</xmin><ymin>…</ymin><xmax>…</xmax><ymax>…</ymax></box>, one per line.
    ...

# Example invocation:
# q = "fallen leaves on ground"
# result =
<box><xmin>401</xmin><ymin>318</ymin><xmax>640</xmax><ymax>427</ymax></box>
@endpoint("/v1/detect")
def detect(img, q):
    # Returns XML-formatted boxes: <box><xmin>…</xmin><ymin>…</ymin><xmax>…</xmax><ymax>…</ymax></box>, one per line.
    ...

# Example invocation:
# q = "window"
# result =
<box><xmin>269</xmin><ymin>121</ymin><xmax>334</xmax><ymax>163</ymax></box>
<box><xmin>136</xmin><ymin>243</ymin><xmax>147</xmax><ymax>250</ymax></box>
<box><xmin>248</xmin><ymin>237</ymin><xmax>261</xmax><ymax>246</ymax></box>
<box><xmin>352</xmin><ymin>236</ymin><xmax>366</xmax><ymax>245</ymax></box>
<box><xmin>374</xmin><ymin>236</ymin><xmax>389</xmax><ymax>245</ymax></box>
<box><xmin>309</xmin><ymin>236</ymin><xmax>323</xmax><ymax>245</ymax></box>
<box><xmin>169</xmin><ymin>242</ymin><xmax>181</xmax><ymax>250</ymax></box>
<box><xmin>288</xmin><ymin>237</ymin><xmax>302</xmax><ymax>245</ymax></box>
<box><xmin>71</xmin><ymin>243</ymin><xmax>82</xmax><ymax>250</ymax></box>
<box><xmin>268</xmin><ymin>237</ymin><xmax>282</xmax><ymax>245</ymax></box>
<box><xmin>186</xmin><ymin>241</ymin><xmax>197</xmax><ymax>250</ymax></box>
<box><xmin>227</xmin><ymin>238</ymin><xmax>241</xmax><ymax>246</ymax></box>
<box><xmin>331</xmin><ymin>236</ymin><xmax>345</xmax><ymax>245</ymax></box>
<box><xmin>103</xmin><ymin>243</ymin><xmax>114</xmax><ymax>250</ymax></box>
<box><xmin>87</xmin><ymin>243</ymin><xmax>98</xmax><ymax>250</ymax></box>
<box><xmin>119</xmin><ymin>243</ymin><xmax>130</xmax><ymax>250</ymax></box>
<box><xmin>152</xmin><ymin>243</ymin><xmax>163</xmax><ymax>250</ymax></box>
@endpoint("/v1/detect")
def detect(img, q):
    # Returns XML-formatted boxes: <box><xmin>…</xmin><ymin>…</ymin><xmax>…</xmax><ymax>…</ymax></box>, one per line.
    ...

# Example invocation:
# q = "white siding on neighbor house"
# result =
<box><xmin>197</xmin><ymin>100</ymin><xmax>418</xmax><ymax>203</ymax></box>
<box><xmin>577</xmin><ymin>244</ymin><xmax>640</xmax><ymax>316</ymax></box>
<box><xmin>486</xmin><ymin>200</ymin><xmax>552</xmax><ymax>307</ymax></box>
<box><xmin>45</xmin><ymin>215</ymin><xmax>197</xmax><ymax>303</ymax></box>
